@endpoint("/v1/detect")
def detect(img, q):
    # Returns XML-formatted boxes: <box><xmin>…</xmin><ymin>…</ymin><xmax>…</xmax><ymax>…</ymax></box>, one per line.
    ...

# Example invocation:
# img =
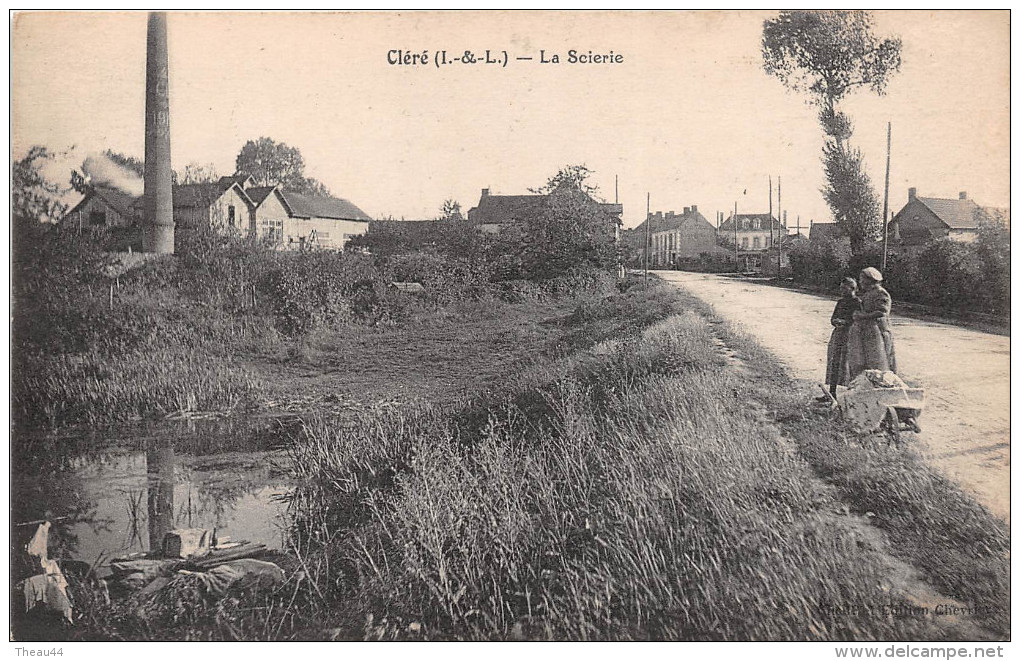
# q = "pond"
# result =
<box><xmin>11</xmin><ymin>416</ymin><xmax>303</xmax><ymax>570</ymax></box>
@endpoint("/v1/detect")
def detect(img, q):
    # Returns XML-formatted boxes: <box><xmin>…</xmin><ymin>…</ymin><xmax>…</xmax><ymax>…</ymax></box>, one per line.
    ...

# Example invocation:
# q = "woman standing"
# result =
<box><xmin>823</xmin><ymin>277</ymin><xmax>861</xmax><ymax>399</ymax></box>
<box><xmin>847</xmin><ymin>267</ymin><xmax>897</xmax><ymax>378</ymax></box>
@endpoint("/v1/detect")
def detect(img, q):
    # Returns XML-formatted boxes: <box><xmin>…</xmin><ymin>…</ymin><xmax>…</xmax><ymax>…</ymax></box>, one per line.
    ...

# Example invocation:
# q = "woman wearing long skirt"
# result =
<box><xmin>824</xmin><ymin>276</ymin><xmax>861</xmax><ymax>399</ymax></box>
<box><xmin>847</xmin><ymin>267</ymin><xmax>897</xmax><ymax>379</ymax></box>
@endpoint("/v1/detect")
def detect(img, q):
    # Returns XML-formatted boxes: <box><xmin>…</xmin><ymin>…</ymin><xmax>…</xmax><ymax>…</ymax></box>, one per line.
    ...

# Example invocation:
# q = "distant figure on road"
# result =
<box><xmin>847</xmin><ymin>267</ymin><xmax>897</xmax><ymax>378</ymax></box>
<box><xmin>822</xmin><ymin>276</ymin><xmax>861</xmax><ymax>400</ymax></box>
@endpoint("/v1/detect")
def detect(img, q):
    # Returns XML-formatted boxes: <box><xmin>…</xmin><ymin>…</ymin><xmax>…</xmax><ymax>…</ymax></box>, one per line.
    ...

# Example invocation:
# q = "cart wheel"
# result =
<box><xmin>904</xmin><ymin>415</ymin><xmax>921</xmax><ymax>433</ymax></box>
<box><xmin>884</xmin><ymin>406</ymin><xmax>901</xmax><ymax>445</ymax></box>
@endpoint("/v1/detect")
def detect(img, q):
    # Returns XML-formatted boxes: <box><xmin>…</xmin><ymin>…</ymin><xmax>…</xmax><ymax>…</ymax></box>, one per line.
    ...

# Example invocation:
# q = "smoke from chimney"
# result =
<box><xmin>82</xmin><ymin>153</ymin><xmax>144</xmax><ymax>196</ymax></box>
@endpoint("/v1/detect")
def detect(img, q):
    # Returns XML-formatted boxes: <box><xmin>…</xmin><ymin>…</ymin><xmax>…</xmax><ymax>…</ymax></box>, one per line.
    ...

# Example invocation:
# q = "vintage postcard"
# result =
<box><xmin>9</xmin><ymin>10</ymin><xmax>1010</xmax><ymax>652</ymax></box>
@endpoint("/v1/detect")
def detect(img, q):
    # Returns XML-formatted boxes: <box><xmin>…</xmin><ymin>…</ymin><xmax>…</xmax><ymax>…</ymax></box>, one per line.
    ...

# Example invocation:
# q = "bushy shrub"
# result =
<box><xmin>789</xmin><ymin>229</ymin><xmax>1009</xmax><ymax>317</ymax></box>
<box><xmin>382</xmin><ymin>252</ymin><xmax>489</xmax><ymax>305</ymax></box>
<box><xmin>256</xmin><ymin>250</ymin><xmax>387</xmax><ymax>335</ymax></box>
<box><xmin>788</xmin><ymin>237</ymin><xmax>851</xmax><ymax>290</ymax></box>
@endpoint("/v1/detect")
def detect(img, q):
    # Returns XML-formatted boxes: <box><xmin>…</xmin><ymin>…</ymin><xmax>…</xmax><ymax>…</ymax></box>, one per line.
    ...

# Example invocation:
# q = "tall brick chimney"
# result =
<box><xmin>959</xmin><ymin>191</ymin><xmax>967</xmax><ymax>200</ymax></box>
<box><xmin>481</xmin><ymin>188</ymin><xmax>490</xmax><ymax>198</ymax></box>
<box><xmin>142</xmin><ymin>12</ymin><xmax>174</xmax><ymax>254</ymax></box>
<box><xmin>908</xmin><ymin>187</ymin><xmax>917</xmax><ymax>201</ymax></box>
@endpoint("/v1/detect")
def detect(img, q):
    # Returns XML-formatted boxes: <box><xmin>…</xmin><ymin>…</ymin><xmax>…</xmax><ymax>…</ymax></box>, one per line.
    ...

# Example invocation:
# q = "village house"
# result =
<box><xmin>466</xmin><ymin>187</ymin><xmax>623</xmax><ymax>241</ymax></box>
<box><xmin>718</xmin><ymin>212</ymin><xmax>788</xmax><ymax>272</ymax></box>
<box><xmin>174</xmin><ymin>180</ymin><xmax>256</xmax><ymax>234</ymax></box>
<box><xmin>633</xmin><ymin>206</ymin><xmax>718</xmax><ymax>267</ymax></box>
<box><xmin>62</xmin><ymin>175</ymin><xmax>372</xmax><ymax>251</ymax></box>
<box><xmin>889</xmin><ymin>188</ymin><xmax>1009</xmax><ymax>248</ymax></box>
<box><xmin>271</xmin><ymin>190</ymin><xmax>372</xmax><ymax>250</ymax></box>
<box><xmin>809</xmin><ymin>221</ymin><xmax>843</xmax><ymax>242</ymax></box>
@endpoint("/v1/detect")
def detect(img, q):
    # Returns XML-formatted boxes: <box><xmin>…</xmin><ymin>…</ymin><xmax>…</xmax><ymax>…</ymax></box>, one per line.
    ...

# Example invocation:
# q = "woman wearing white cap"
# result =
<box><xmin>847</xmin><ymin>266</ymin><xmax>897</xmax><ymax>378</ymax></box>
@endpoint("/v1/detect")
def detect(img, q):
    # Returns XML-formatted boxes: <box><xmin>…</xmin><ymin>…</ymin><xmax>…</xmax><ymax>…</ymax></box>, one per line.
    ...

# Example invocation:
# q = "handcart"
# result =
<box><xmin>832</xmin><ymin>370</ymin><xmax>925</xmax><ymax>444</ymax></box>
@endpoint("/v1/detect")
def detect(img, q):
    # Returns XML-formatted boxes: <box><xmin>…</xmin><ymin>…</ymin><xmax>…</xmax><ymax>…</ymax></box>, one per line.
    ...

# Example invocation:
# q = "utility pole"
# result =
<box><xmin>882</xmin><ymin>122</ymin><xmax>892</xmax><ymax>272</ymax></box>
<box><xmin>644</xmin><ymin>192</ymin><xmax>650</xmax><ymax>286</ymax></box>
<box><xmin>777</xmin><ymin>176</ymin><xmax>783</xmax><ymax>279</ymax></box>
<box><xmin>615</xmin><ymin>174</ymin><xmax>619</xmax><ymax>204</ymax></box>
<box><xmin>768</xmin><ymin>176</ymin><xmax>774</xmax><ymax>277</ymax></box>
<box><xmin>733</xmin><ymin>201</ymin><xmax>739</xmax><ymax>271</ymax></box>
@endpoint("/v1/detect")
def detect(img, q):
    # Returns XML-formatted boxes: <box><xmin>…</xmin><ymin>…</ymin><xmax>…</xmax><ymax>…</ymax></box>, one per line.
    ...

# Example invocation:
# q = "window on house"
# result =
<box><xmin>89</xmin><ymin>211</ymin><xmax>106</xmax><ymax>226</ymax></box>
<box><xmin>261</xmin><ymin>219</ymin><xmax>283</xmax><ymax>242</ymax></box>
<box><xmin>753</xmin><ymin>218</ymin><xmax>760</xmax><ymax>229</ymax></box>
<box><xmin>741</xmin><ymin>237</ymin><xmax>749</xmax><ymax>249</ymax></box>
<box><xmin>753</xmin><ymin>237</ymin><xmax>761</xmax><ymax>249</ymax></box>
<box><xmin>765</xmin><ymin>236</ymin><xmax>771</xmax><ymax>248</ymax></box>
<box><xmin>228</xmin><ymin>206</ymin><xmax>236</xmax><ymax>227</ymax></box>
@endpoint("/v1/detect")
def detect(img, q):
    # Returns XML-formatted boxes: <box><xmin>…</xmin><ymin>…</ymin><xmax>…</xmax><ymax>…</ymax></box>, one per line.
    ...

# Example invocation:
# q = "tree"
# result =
<box><xmin>13</xmin><ymin>146</ymin><xmax>69</xmax><ymax>226</ymax></box>
<box><xmin>235</xmin><ymin>137</ymin><xmax>331</xmax><ymax>196</ymax></box>
<box><xmin>439</xmin><ymin>199</ymin><xmax>463</xmax><ymax>221</ymax></box>
<box><xmin>820</xmin><ymin>141</ymin><xmax>881</xmax><ymax>256</ymax></box>
<box><xmin>762</xmin><ymin>11</ymin><xmax>901</xmax><ymax>256</ymax></box>
<box><xmin>178</xmin><ymin>161</ymin><xmax>219</xmax><ymax>185</ymax></box>
<box><xmin>529</xmin><ymin>164</ymin><xmax>601</xmax><ymax>199</ymax></box>
<box><xmin>499</xmin><ymin>167</ymin><xmax>618</xmax><ymax>281</ymax></box>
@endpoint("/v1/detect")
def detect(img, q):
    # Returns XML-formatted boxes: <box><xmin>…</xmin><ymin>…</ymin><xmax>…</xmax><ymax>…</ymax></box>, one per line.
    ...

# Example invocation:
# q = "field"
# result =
<box><xmin>22</xmin><ymin>279</ymin><xmax>1007</xmax><ymax>642</ymax></box>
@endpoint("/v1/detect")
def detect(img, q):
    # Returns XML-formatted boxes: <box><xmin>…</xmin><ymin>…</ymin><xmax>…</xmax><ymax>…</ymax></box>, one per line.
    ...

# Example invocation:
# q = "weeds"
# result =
<box><xmin>269</xmin><ymin>303</ymin><xmax>960</xmax><ymax>641</ymax></box>
<box><xmin>17</xmin><ymin>277</ymin><xmax>1008</xmax><ymax>641</ymax></box>
<box><xmin>14</xmin><ymin>348</ymin><xmax>263</xmax><ymax>428</ymax></box>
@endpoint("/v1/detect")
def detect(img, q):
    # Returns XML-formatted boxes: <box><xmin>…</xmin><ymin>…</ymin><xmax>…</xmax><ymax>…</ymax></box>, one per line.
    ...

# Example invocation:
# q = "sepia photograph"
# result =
<box><xmin>9</xmin><ymin>9</ymin><xmax>1011</xmax><ymax>650</ymax></box>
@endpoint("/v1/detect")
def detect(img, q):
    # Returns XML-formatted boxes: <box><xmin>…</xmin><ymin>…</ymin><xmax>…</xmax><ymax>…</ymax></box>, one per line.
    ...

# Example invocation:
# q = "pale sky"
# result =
<box><xmin>12</xmin><ymin>10</ymin><xmax>1010</xmax><ymax>229</ymax></box>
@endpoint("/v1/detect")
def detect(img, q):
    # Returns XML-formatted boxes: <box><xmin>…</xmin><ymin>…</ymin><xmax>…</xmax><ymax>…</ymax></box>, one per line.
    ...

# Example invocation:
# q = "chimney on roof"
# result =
<box><xmin>683</xmin><ymin>206</ymin><xmax>690</xmax><ymax>215</ymax></box>
<box><xmin>481</xmin><ymin>188</ymin><xmax>490</xmax><ymax>198</ymax></box>
<box><xmin>908</xmin><ymin>187</ymin><xmax>917</xmax><ymax>201</ymax></box>
<box><xmin>959</xmin><ymin>191</ymin><xmax>967</xmax><ymax>200</ymax></box>
<box><xmin>691</xmin><ymin>205</ymin><xmax>698</xmax><ymax>214</ymax></box>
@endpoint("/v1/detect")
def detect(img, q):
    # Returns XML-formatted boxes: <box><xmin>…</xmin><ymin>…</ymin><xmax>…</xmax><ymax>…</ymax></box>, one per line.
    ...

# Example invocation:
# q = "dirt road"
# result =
<box><xmin>658</xmin><ymin>271</ymin><xmax>1010</xmax><ymax>522</ymax></box>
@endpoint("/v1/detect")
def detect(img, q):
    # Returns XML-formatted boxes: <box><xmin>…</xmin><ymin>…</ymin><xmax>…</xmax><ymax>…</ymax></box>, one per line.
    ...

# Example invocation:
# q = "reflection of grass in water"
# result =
<box><xmin>123</xmin><ymin>488</ymin><xmax>146</xmax><ymax>551</ymax></box>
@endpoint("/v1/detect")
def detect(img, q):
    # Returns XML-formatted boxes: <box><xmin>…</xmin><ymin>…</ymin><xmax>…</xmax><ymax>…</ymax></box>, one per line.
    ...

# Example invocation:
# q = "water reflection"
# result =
<box><xmin>146</xmin><ymin>440</ymin><xmax>175</xmax><ymax>553</ymax></box>
<box><xmin>11</xmin><ymin>416</ymin><xmax>300</xmax><ymax>565</ymax></box>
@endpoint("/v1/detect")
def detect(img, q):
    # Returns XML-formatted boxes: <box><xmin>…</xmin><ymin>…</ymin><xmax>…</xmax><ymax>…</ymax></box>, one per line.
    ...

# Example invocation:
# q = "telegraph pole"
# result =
<box><xmin>733</xmin><ymin>201</ymin><xmax>739</xmax><ymax>271</ymax></box>
<box><xmin>644</xmin><ymin>192</ymin><xmax>650</xmax><ymax>286</ymax></box>
<box><xmin>777</xmin><ymin>176</ymin><xmax>783</xmax><ymax>278</ymax></box>
<box><xmin>768</xmin><ymin>176</ymin><xmax>774</xmax><ymax>277</ymax></box>
<box><xmin>882</xmin><ymin>122</ymin><xmax>892</xmax><ymax>272</ymax></box>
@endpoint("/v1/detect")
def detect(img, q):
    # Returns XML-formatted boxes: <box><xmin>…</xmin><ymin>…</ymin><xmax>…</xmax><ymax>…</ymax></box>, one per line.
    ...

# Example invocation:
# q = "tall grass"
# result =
<box><xmin>677</xmin><ymin>293</ymin><xmax>1011</xmax><ymax>638</ymax></box>
<box><xmin>36</xmin><ymin>282</ymin><xmax>1006</xmax><ymax>642</ymax></box>
<box><xmin>279</xmin><ymin>310</ymin><xmax>954</xmax><ymax>641</ymax></box>
<box><xmin>14</xmin><ymin>348</ymin><xmax>264</xmax><ymax>428</ymax></box>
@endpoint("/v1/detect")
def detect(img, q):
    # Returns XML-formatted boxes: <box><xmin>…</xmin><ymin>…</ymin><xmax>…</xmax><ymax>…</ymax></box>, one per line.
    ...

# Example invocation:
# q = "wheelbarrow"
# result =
<box><xmin>832</xmin><ymin>370</ymin><xmax>925</xmax><ymax>444</ymax></box>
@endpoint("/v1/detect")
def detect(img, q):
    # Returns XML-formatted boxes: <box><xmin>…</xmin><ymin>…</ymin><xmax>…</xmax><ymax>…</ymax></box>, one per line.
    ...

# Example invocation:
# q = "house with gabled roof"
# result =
<box><xmin>64</xmin><ymin>186</ymin><xmax>140</xmax><ymax>231</ymax></box>
<box><xmin>173</xmin><ymin>181</ymin><xmax>255</xmax><ymax>234</ymax></box>
<box><xmin>634</xmin><ymin>206</ymin><xmax>718</xmax><ymax>267</ymax></box>
<box><xmin>64</xmin><ymin>174</ymin><xmax>373</xmax><ymax>252</ymax></box>
<box><xmin>718</xmin><ymin>212</ymin><xmax>788</xmax><ymax>272</ymax></box>
<box><xmin>890</xmin><ymin>188</ymin><xmax>1009</xmax><ymax>247</ymax></box>
<box><xmin>269</xmin><ymin>189</ymin><xmax>372</xmax><ymax>250</ymax></box>
<box><xmin>466</xmin><ymin>186</ymin><xmax>623</xmax><ymax>241</ymax></box>
<box><xmin>809</xmin><ymin>221</ymin><xmax>843</xmax><ymax>243</ymax></box>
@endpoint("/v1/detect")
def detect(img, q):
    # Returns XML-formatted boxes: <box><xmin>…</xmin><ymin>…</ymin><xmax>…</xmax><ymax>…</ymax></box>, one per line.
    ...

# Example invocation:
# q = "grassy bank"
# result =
<box><xmin>47</xmin><ymin>281</ymin><xmax>1007</xmax><ymax>641</ymax></box>
<box><xmin>683</xmin><ymin>293</ymin><xmax>1011</xmax><ymax>637</ymax></box>
<box><xmin>11</xmin><ymin>228</ymin><xmax>627</xmax><ymax>428</ymax></box>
